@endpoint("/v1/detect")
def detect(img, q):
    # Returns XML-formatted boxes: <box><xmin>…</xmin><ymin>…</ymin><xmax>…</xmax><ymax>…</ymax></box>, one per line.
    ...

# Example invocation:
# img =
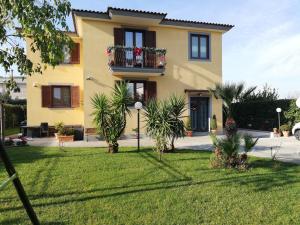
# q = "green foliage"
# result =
<box><xmin>240</xmin><ymin>84</ymin><xmax>279</xmax><ymax>102</ymax></box>
<box><xmin>280</xmin><ymin>124</ymin><xmax>290</xmax><ymax>132</ymax></box>
<box><xmin>3</xmin><ymin>103</ymin><xmax>26</xmax><ymax>128</ymax></box>
<box><xmin>284</xmin><ymin>99</ymin><xmax>300</xmax><ymax>125</ymax></box>
<box><xmin>243</xmin><ymin>134</ymin><xmax>259</xmax><ymax>153</ymax></box>
<box><xmin>209</xmin><ymin>82</ymin><xmax>256</xmax><ymax>118</ymax></box>
<box><xmin>144</xmin><ymin>95</ymin><xmax>186</xmax><ymax>152</ymax></box>
<box><xmin>210</xmin><ymin>133</ymin><xmax>258</xmax><ymax>169</ymax></box>
<box><xmin>91</xmin><ymin>82</ymin><xmax>131</xmax><ymax>152</ymax></box>
<box><xmin>0</xmin><ymin>0</ymin><xmax>72</xmax><ymax>91</ymax></box>
<box><xmin>54</xmin><ymin>121</ymin><xmax>74</xmax><ymax>136</ymax></box>
<box><xmin>185</xmin><ymin>116</ymin><xmax>192</xmax><ymax>131</ymax></box>
<box><xmin>231</xmin><ymin>99</ymin><xmax>292</xmax><ymax>131</ymax></box>
<box><xmin>210</xmin><ymin>114</ymin><xmax>217</xmax><ymax>130</ymax></box>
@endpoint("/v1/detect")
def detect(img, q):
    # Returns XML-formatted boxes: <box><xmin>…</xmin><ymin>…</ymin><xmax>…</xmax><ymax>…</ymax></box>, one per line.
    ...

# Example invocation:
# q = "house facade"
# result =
<box><xmin>26</xmin><ymin>7</ymin><xmax>233</xmax><ymax>136</ymax></box>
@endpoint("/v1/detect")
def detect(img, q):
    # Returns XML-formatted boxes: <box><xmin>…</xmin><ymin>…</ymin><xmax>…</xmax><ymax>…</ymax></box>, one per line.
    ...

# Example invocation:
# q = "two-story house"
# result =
<box><xmin>26</xmin><ymin>7</ymin><xmax>233</xmax><ymax>138</ymax></box>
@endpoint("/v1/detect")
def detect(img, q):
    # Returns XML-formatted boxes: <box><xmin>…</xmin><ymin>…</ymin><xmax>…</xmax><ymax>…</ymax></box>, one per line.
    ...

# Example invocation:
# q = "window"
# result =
<box><xmin>126</xmin><ymin>81</ymin><xmax>145</xmax><ymax>104</ymax></box>
<box><xmin>52</xmin><ymin>86</ymin><xmax>71</xmax><ymax>107</ymax></box>
<box><xmin>63</xmin><ymin>46</ymin><xmax>71</xmax><ymax>64</ymax></box>
<box><xmin>125</xmin><ymin>30</ymin><xmax>144</xmax><ymax>66</ymax></box>
<box><xmin>189</xmin><ymin>34</ymin><xmax>210</xmax><ymax>60</ymax></box>
<box><xmin>62</xmin><ymin>43</ymin><xmax>80</xmax><ymax>64</ymax></box>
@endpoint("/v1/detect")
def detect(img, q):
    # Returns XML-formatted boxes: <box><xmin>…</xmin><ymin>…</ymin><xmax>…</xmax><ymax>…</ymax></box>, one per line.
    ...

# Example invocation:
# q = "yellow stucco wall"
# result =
<box><xmin>26</xmin><ymin>17</ymin><xmax>224</xmax><ymax>133</ymax></box>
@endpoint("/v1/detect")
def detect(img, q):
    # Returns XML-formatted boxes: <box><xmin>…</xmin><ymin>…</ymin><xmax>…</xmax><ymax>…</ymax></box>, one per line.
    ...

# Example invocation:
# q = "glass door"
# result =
<box><xmin>125</xmin><ymin>30</ymin><xmax>144</xmax><ymax>67</ymax></box>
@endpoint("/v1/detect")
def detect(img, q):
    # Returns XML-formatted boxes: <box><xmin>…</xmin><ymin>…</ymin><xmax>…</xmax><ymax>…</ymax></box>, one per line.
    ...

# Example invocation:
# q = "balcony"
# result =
<box><xmin>107</xmin><ymin>46</ymin><xmax>167</xmax><ymax>76</ymax></box>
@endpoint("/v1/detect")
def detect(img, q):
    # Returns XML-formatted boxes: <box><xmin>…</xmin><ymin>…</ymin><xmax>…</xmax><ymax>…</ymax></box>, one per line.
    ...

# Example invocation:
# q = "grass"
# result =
<box><xmin>4</xmin><ymin>127</ymin><xmax>19</xmax><ymax>137</ymax></box>
<box><xmin>0</xmin><ymin>146</ymin><xmax>300</xmax><ymax>225</ymax></box>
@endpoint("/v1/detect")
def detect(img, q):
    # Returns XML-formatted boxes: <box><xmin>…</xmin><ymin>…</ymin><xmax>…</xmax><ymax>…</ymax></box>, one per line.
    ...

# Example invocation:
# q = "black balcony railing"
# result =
<box><xmin>107</xmin><ymin>46</ymin><xmax>167</xmax><ymax>70</ymax></box>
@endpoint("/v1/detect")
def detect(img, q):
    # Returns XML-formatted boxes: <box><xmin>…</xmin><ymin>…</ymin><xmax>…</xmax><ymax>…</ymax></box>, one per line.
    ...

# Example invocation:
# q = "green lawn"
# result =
<box><xmin>0</xmin><ymin>147</ymin><xmax>300</xmax><ymax>225</ymax></box>
<box><xmin>4</xmin><ymin>127</ymin><xmax>20</xmax><ymax>137</ymax></box>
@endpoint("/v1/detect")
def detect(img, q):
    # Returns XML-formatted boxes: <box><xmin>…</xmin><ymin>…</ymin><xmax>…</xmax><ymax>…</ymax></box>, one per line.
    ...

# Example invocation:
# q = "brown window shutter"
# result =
<box><xmin>70</xmin><ymin>43</ymin><xmax>80</xmax><ymax>64</ymax></box>
<box><xmin>144</xmin><ymin>31</ymin><xmax>156</xmax><ymax>68</ymax></box>
<box><xmin>41</xmin><ymin>86</ymin><xmax>52</xmax><ymax>108</ymax></box>
<box><xmin>145</xmin><ymin>81</ymin><xmax>157</xmax><ymax>101</ymax></box>
<box><xmin>71</xmin><ymin>86</ymin><xmax>80</xmax><ymax>108</ymax></box>
<box><xmin>114</xmin><ymin>28</ymin><xmax>125</xmax><ymax>67</ymax></box>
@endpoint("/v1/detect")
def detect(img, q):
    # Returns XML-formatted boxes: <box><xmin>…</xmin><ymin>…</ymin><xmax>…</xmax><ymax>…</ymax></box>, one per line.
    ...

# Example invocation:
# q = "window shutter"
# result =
<box><xmin>144</xmin><ymin>31</ymin><xmax>156</xmax><ymax>68</ymax></box>
<box><xmin>41</xmin><ymin>86</ymin><xmax>52</xmax><ymax>108</ymax></box>
<box><xmin>114</xmin><ymin>28</ymin><xmax>125</xmax><ymax>67</ymax></box>
<box><xmin>71</xmin><ymin>86</ymin><xmax>80</xmax><ymax>108</ymax></box>
<box><xmin>70</xmin><ymin>43</ymin><xmax>80</xmax><ymax>64</ymax></box>
<box><xmin>145</xmin><ymin>81</ymin><xmax>157</xmax><ymax>101</ymax></box>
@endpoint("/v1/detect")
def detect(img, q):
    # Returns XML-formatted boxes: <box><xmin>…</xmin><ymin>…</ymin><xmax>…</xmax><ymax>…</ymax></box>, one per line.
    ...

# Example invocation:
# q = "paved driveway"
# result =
<box><xmin>27</xmin><ymin>129</ymin><xmax>300</xmax><ymax>164</ymax></box>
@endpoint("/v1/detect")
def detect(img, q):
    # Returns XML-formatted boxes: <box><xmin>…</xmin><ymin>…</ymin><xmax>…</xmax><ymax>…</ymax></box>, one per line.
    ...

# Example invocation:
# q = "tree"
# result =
<box><xmin>0</xmin><ymin>0</ymin><xmax>72</xmax><ymax>91</ymax></box>
<box><xmin>91</xmin><ymin>82</ymin><xmax>131</xmax><ymax>153</ymax></box>
<box><xmin>209</xmin><ymin>82</ymin><xmax>256</xmax><ymax>121</ymax></box>
<box><xmin>284</xmin><ymin>99</ymin><xmax>300</xmax><ymax>126</ymax></box>
<box><xmin>144</xmin><ymin>95</ymin><xmax>186</xmax><ymax>156</ymax></box>
<box><xmin>240</xmin><ymin>84</ymin><xmax>279</xmax><ymax>102</ymax></box>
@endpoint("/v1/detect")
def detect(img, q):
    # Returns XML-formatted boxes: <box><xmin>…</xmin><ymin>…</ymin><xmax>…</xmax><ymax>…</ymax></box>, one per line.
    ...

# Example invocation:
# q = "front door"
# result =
<box><xmin>190</xmin><ymin>97</ymin><xmax>209</xmax><ymax>132</ymax></box>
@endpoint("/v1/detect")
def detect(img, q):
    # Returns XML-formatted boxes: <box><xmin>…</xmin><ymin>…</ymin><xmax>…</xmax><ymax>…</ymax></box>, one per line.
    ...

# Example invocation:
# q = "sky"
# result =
<box><xmin>3</xmin><ymin>0</ymin><xmax>300</xmax><ymax>98</ymax></box>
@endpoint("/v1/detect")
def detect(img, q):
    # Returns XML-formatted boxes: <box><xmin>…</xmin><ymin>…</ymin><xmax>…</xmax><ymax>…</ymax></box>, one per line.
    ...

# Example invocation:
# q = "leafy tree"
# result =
<box><xmin>240</xmin><ymin>84</ymin><xmax>279</xmax><ymax>102</ymax></box>
<box><xmin>284</xmin><ymin>100</ymin><xmax>300</xmax><ymax>126</ymax></box>
<box><xmin>209</xmin><ymin>82</ymin><xmax>256</xmax><ymax>120</ymax></box>
<box><xmin>0</xmin><ymin>0</ymin><xmax>72</xmax><ymax>92</ymax></box>
<box><xmin>91</xmin><ymin>82</ymin><xmax>131</xmax><ymax>153</ymax></box>
<box><xmin>144</xmin><ymin>95</ymin><xmax>186</xmax><ymax>156</ymax></box>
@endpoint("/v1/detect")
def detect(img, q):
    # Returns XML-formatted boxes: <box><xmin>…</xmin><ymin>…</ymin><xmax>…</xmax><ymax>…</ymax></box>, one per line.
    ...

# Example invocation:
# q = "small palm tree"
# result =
<box><xmin>91</xmin><ymin>82</ymin><xmax>131</xmax><ymax>153</ymax></box>
<box><xmin>209</xmin><ymin>82</ymin><xmax>256</xmax><ymax>119</ymax></box>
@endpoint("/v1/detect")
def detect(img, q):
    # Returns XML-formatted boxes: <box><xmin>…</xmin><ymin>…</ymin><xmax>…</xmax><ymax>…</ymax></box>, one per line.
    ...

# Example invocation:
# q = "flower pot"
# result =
<box><xmin>186</xmin><ymin>130</ymin><xmax>193</xmax><ymax>137</ymax></box>
<box><xmin>282</xmin><ymin>131</ymin><xmax>290</xmax><ymax>137</ymax></box>
<box><xmin>57</xmin><ymin>135</ymin><xmax>74</xmax><ymax>142</ymax></box>
<box><xmin>210</xmin><ymin>129</ymin><xmax>217</xmax><ymax>135</ymax></box>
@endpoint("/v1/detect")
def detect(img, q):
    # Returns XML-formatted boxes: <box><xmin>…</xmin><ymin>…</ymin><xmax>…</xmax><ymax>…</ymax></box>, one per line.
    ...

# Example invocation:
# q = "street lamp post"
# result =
<box><xmin>134</xmin><ymin>101</ymin><xmax>143</xmax><ymax>152</ymax></box>
<box><xmin>276</xmin><ymin>107</ymin><xmax>282</xmax><ymax>129</ymax></box>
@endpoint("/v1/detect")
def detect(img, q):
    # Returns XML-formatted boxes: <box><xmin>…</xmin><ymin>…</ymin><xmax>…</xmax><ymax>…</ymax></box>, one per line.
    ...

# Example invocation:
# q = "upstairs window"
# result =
<box><xmin>190</xmin><ymin>34</ymin><xmax>210</xmax><ymax>60</ymax></box>
<box><xmin>62</xmin><ymin>43</ymin><xmax>80</xmax><ymax>64</ymax></box>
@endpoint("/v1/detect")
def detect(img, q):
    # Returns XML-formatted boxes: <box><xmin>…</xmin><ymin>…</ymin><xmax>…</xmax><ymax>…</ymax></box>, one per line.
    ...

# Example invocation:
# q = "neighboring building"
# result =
<box><xmin>26</xmin><ymin>7</ymin><xmax>233</xmax><ymax>136</ymax></box>
<box><xmin>0</xmin><ymin>76</ymin><xmax>26</xmax><ymax>100</ymax></box>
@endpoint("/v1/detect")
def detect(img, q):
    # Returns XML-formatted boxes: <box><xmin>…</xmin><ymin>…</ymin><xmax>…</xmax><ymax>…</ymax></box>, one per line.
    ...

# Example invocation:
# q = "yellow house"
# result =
<box><xmin>26</xmin><ymin>7</ymin><xmax>233</xmax><ymax>138</ymax></box>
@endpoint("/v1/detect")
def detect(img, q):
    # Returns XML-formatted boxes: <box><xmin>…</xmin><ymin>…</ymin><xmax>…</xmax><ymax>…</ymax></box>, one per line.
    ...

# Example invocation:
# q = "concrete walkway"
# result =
<box><xmin>27</xmin><ymin>129</ymin><xmax>300</xmax><ymax>164</ymax></box>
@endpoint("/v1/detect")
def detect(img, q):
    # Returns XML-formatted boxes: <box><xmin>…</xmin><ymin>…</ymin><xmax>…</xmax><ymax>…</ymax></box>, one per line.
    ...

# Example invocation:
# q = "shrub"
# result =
<box><xmin>185</xmin><ymin>116</ymin><xmax>192</xmax><ymax>131</ymax></box>
<box><xmin>284</xmin><ymin>99</ymin><xmax>300</xmax><ymax>126</ymax></box>
<box><xmin>280</xmin><ymin>124</ymin><xmax>290</xmax><ymax>132</ymax></box>
<box><xmin>54</xmin><ymin>122</ymin><xmax>65</xmax><ymax>135</ymax></box>
<box><xmin>210</xmin><ymin>115</ymin><xmax>217</xmax><ymax>130</ymax></box>
<box><xmin>3</xmin><ymin>104</ymin><xmax>26</xmax><ymax>128</ymax></box>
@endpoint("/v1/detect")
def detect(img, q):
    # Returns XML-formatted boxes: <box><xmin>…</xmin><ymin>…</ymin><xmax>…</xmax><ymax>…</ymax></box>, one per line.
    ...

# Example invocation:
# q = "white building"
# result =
<box><xmin>0</xmin><ymin>76</ymin><xmax>26</xmax><ymax>100</ymax></box>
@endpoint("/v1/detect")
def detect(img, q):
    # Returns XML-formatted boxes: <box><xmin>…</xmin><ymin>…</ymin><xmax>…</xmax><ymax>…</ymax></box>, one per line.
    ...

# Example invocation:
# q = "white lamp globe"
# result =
<box><xmin>276</xmin><ymin>108</ymin><xmax>282</xmax><ymax>113</ymax></box>
<box><xmin>134</xmin><ymin>101</ymin><xmax>143</xmax><ymax>110</ymax></box>
<box><xmin>296</xmin><ymin>97</ymin><xmax>300</xmax><ymax>108</ymax></box>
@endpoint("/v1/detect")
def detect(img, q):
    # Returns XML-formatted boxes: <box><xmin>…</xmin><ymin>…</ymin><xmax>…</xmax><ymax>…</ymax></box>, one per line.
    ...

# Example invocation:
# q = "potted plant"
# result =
<box><xmin>210</xmin><ymin>115</ymin><xmax>217</xmax><ymax>134</ymax></box>
<box><xmin>280</xmin><ymin>124</ymin><xmax>290</xmax><ymax>137</ymax></box>
<box><xmin>132</xmin><ymin>128</ymin><xmax>138</xmax><ymax>139</ymax></box>
<box><xmin>54</xmin><ymin>122</ymin><xmax>64</xmax><ymax>139</ymax></box>
<box><xmin>185</xmin><ymin>116</ymin><xmax>193</xmax><ymax>137</ymax></box>
<box><xmin>55</xmin><ymin>122</ymin><xmax>74</xmax><ymax>142</ymax></box>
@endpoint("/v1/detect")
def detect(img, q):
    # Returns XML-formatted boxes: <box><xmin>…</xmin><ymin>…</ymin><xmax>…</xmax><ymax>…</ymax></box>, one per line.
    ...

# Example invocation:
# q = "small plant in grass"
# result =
<box><xmin>210</xmin><ymin>115</ymin><xmax>217</xmax><ymax>134</ymax></box>
<box><xmin>54</xmin><ymin>122</ymin><xmax>65</xmax><ymax>135</ymax></box>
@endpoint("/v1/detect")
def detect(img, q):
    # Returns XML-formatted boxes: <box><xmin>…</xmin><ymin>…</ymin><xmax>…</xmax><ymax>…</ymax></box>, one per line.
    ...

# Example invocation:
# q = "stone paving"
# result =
<box><xmin>27</xmin><ymin>129</ymin><xmax>300</xmax><ymax>164</ymax></box>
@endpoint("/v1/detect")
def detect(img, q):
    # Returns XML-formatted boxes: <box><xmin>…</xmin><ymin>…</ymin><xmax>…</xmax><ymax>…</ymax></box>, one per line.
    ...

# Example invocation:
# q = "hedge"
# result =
<box><xmin>3</xmin><ymin>104</ymin><xmax>26</xmax><ymax>128</ymax></box>
<box><xmin>231</xmin><ymin>99</ymin><xmax>292</xmax><ymax>131</ymax></box>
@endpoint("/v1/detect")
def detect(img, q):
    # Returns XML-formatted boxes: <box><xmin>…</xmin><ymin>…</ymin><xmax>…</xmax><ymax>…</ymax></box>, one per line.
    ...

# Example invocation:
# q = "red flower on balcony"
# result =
<box><xmin>133</xmin><ymin>47</ymin><xmax>142</xmax><ymax>56</ymax></box>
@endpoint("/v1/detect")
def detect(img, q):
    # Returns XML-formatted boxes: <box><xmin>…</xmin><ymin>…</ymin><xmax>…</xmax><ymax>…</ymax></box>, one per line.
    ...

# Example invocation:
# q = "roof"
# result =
<box><xmin>72</xmin><ymin>7</ymin><xmax>234</xmax><ymax>32</ymax></box>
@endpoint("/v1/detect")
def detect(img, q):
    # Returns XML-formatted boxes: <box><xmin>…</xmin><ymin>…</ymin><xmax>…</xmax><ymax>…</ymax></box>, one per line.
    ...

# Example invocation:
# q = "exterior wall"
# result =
<box><xmin>26</xmin><ymin>18</ymin><xmax>224</xmax><ymax>133</ymax></box>
<box><xmin>26</xmin><ymin>38</ymin><xmax>84</xmax><ymax>126</ymax></box>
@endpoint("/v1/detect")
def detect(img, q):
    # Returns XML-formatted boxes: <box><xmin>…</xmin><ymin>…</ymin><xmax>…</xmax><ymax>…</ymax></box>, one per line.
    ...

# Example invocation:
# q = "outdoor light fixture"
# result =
<box><xmin>134</xmin><ymin>101</ymin><xmax>143</xmax><ymax>151</ymax></box>
<box><xmin>32</xmin><ymin>82</ymin><xmax>39</xmax><ymax>87</ymax></box>
<box><xmin>276</xmin><ymin>107</ymin><xmax>282</xmax><ymax>129</ymax></box>
<box><xmin>86</xmin><ymin>76</ymin><xmax>93</xmax><ymax>80</ymax></box>
<box><xmin>296</xmin><ymin>97</ymin><xmax>300</xmax><ymax>108</ymax></box>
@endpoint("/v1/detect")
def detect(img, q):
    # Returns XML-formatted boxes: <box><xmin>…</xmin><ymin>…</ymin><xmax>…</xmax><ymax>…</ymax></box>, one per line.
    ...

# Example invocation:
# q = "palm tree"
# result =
<box><xmin>209</xmin><ymin>82</ymin><xmax>256</xmax><ymax>120</ymax></box>
<box><xmin>91</xmin><ymin>82</ymin><xmax>131</xmax><ymax>153</ymax></box>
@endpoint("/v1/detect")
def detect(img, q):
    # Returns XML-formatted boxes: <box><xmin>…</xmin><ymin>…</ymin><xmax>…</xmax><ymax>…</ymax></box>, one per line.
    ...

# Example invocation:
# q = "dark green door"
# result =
<box><xmin>190</xmin><ymin>97</ymin><xmax>209</xmax><ymax>132</ymax></box>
